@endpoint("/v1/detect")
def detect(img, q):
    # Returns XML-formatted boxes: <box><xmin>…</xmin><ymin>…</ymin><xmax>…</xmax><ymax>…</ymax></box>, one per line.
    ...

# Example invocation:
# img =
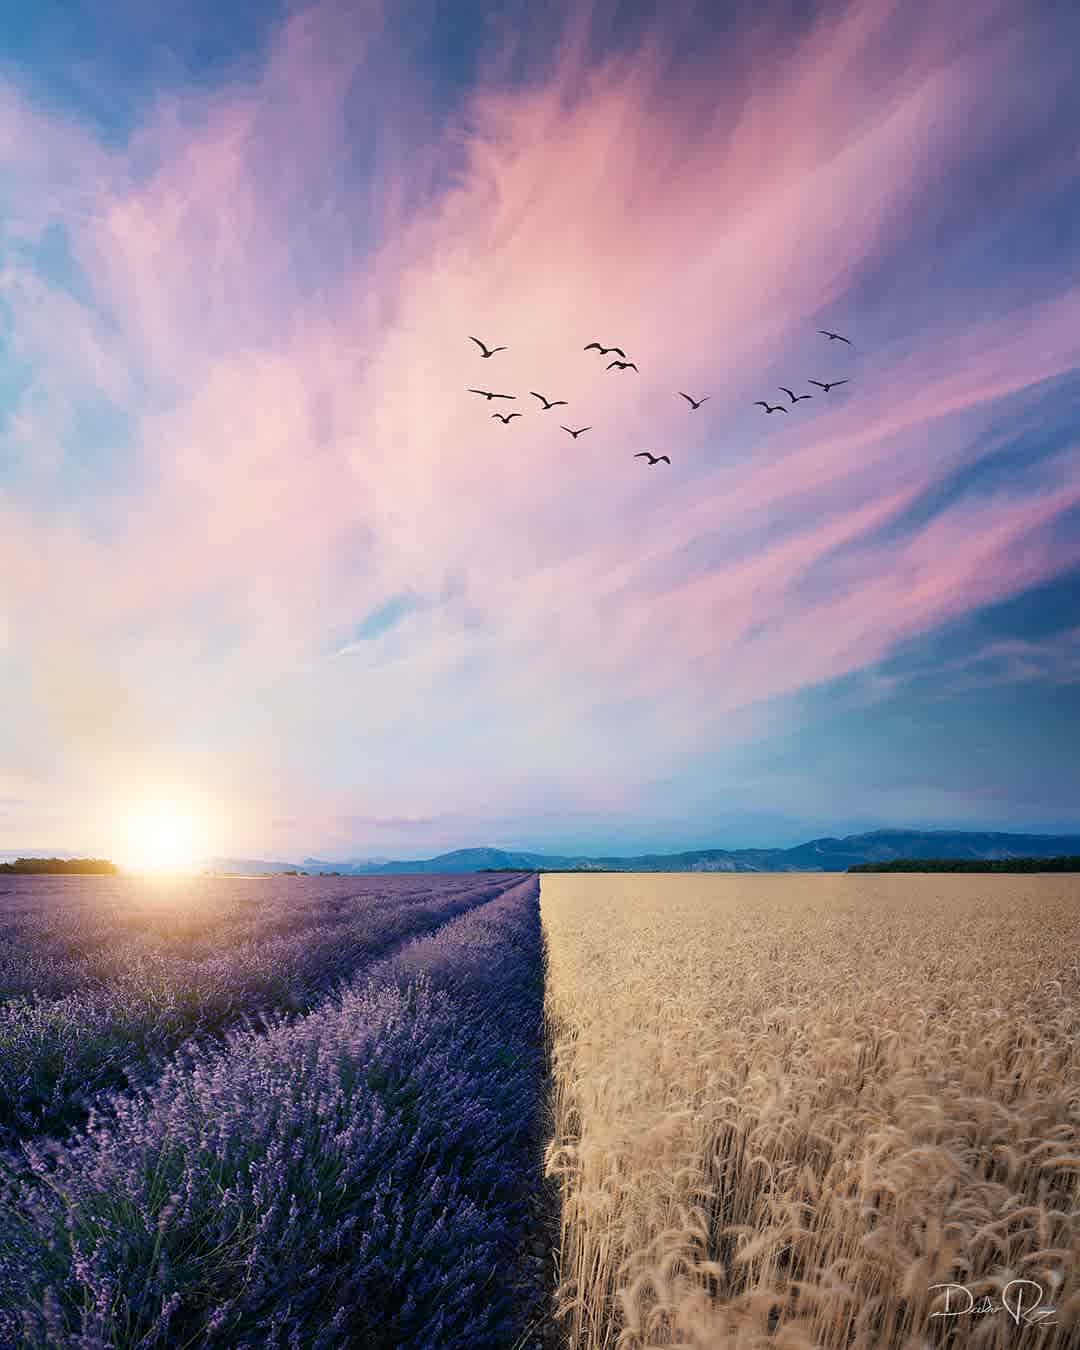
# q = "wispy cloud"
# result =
<box><xmin>1</xmin><ymin>0</ymin><xmax>1078</xmax><ymax>852</ymax></box>
<box><xmin>902</xmin><ymin>626</ymin><xmax>1080</xmax><ymax>695</ymax></box>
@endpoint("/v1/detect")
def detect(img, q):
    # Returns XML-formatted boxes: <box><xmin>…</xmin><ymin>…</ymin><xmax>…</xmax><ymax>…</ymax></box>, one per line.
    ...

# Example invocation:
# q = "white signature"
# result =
<box><xmin>929</xmin><ymin>1281</ymin><xmax>1058</xmax><ymax>1328</ymax></box>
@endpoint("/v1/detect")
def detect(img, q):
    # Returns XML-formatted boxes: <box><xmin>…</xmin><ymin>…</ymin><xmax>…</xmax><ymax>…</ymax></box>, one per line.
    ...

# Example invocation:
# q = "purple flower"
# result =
<box><xmin>0</xmin><ymin>874</ymin><xmax>545</xmax><ymax>1347</ymax></box>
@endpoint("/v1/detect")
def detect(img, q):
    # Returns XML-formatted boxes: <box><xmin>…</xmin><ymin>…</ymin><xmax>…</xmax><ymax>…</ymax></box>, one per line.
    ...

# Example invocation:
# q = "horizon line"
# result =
<box><xmin>4</xmin><ymin>823</ymin><xmax>1079</xmax><ymax>870</ymax></box>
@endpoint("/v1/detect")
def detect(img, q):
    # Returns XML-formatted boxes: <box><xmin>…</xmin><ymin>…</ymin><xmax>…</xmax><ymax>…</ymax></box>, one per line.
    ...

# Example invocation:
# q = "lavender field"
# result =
<box><xmin>0</xmin><ymin>872</ymin><xmax>521</xmax><ymax>1144</ymax></box>
<box><xmin>0</xmin><ymin>872</ymin><xmax>547</xmax><ymax>1347</ymax></box>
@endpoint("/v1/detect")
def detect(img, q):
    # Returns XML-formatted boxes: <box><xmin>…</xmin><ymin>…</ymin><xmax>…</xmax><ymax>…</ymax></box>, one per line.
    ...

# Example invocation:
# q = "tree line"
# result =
<box><xmin>848</xmin><ymin>856</ymin><xmax>1080</xmax><ymax>873</ymax></box>
<box><xmin>0</xmin><ymin>857</ymin><xmax>119</xmax><ymax>875</ymax></box>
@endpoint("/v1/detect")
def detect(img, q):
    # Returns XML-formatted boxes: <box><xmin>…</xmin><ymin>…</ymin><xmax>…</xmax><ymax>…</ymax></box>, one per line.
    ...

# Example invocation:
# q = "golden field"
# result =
<box><xmin>541</xmin><ymin>874</ymin><xmax>1080</xmax><ymax>1349</ymax></box>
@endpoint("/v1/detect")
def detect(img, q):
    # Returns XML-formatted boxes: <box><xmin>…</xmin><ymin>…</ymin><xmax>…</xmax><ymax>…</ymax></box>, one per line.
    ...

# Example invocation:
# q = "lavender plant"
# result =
<box><xmin>0</xmin><ymin>875</ymin><xmax>523</xmax><ymax>1145</ymax></box>
<box><xmin>0</xmin><ymin>875</ymin><xmax>544</xmax><ymax>1348</ymax></box>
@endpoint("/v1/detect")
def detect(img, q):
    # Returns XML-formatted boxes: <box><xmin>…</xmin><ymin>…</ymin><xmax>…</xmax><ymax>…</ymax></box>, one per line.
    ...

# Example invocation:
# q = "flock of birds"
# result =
<box><xmin>466</xmin><ymin>330</ymin><xmax>854</xmax><ymax>466</ymax></box>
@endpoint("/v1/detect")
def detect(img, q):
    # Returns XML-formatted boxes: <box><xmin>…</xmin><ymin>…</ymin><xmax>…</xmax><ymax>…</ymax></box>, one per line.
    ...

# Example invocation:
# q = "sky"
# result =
<box><xmin>1</xmin><ymin>0</ymin><xmax>1078</xmax><ymax>862</ymax></box>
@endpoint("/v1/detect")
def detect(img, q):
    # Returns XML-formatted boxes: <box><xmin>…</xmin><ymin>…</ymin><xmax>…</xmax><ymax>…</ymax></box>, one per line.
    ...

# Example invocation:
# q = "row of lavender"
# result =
<box><xmin>0</xmin><ymin>874</ymin><xmax>515</xmax><ymax>1002</ymax></box>
<box><xmin>0</xmin><ymin>874</ymin><xmax>523</xmax><ymax>1143</ymax></box>
<box><xmin>0</xmin><ymin>874</ymin><xmax>545</xmax><ymax>1348</ymax></box>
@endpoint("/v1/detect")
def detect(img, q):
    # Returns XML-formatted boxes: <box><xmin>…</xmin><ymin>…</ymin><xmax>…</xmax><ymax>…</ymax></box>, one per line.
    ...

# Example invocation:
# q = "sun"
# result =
<box><xmin>114</xmin><ymin>797</ymin><xmax>209</xmax><ymax>874</ymax></box>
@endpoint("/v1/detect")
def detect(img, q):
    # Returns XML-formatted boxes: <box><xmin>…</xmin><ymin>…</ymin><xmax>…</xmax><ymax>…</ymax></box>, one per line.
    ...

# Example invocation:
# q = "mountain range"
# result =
<box><xmin>269</xmin><ymin>829</ymin><xmax>1080</xmax><ymax>875</ymax></box>
<box><xmin>9</xmin><ymin>832</ymin><xmax>1075</xmax><ymax>876</ymax></box>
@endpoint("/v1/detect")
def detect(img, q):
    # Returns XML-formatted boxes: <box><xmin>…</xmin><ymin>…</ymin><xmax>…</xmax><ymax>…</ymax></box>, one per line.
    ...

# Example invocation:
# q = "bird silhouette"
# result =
<box><xmin>468</xmin><ymin>336</ymin><xmax>507</xmax><ymax>358</ymax></box>
<box><xmin>634</xmin><ymin>452</ymin><xmax>670</xmax><ymax>465</ymax></box>
<box><xmin>492</xmin><ymin>412</ymin><xmax>522</xmax><ymax>423</ymax></box>
<box><xmin>468</xmin><ymin>388</ymin><xmax>516</xmax><ymax>400</ymax></box>
<box><xmin>779</xmin><ymin>386</ymin><xmax>812</xmax><ymax>404</ymax></box>
<box><xmin>561</xmin><ymin>425</ymin><xmax>591</xmax><ymax>439</ymax></box>
<box><xmin>679</xmin><ymin>392</ymin><xmax>710</xmax><ymax>410</ymax></box>
<box><xmin>754</xmin><ymin>401</ymin><xmax>788</xmax><ymax>414</ymax></box>
<box><xmin>808</xmin><ymin>379</ymin><xmax>850</xmax><ymax>393</ymax></box>
<box><xmin>607</xmin><ymin>360</ymin><xmax>638</xmax><ymax>372</ymax></box>
<box><xmin>531</xmin><ymin>391</ymin><xmax>568</xmax><ymax>410</ymax></box>
<box><xmin>818</xmin><ymin>330</ymin><xmax>852</xmax><ymax>345</ymax></box>
<box><xmin>584</xmin><ymin>343</ymin><xmax>626</xmax><ymax>359</ymax></box>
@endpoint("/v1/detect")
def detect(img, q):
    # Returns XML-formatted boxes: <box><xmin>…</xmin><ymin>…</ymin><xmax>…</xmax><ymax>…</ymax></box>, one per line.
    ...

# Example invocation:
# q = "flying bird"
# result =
<box><xmin>468</xmin><ymin>388</ymin><xmax>516</xmax><ymax>400</ymax></box>
<box><xmin>754</xmin><ymin>401</ymin><xmax>788</xmax><ymax>414</ymax></box>
<box><xmin>779</xmin><ymin>386</ymin><xmax>812</xmax><ymax>404</ymax></box>
<box><xmin>531</xmin><ymin>391</ymin><xmax>568</xmax><ymax>410</ymax></box>
<box><xmin>808</xmin><ymin>379</ymin><xmax>850</xmax><ymax>393</ymax></box>
<box><xmin>561</xmin><ymin>425</ymin><xmax>591</xmax><ymax>439</ymax></box>
<box><xmin>492</xmin><ymin>412</ymin><xmax>522</xmax><ymax>423</ymax></box>
<box><xmin>679</xmin><ymin>392</ymin><xmax>710</xmax><ymax>410</ymax></box>
<box><xmin>818</xmin><ymin>330</ymin><xmax>852</xmax><ymax>345</ymax></box>
<box><xmin>634</xmin><ymin>452</ymin><xmax>670</xmax><ymax>465</ymax></box>
<box><xmin>584</xmin><ymin>343</ymin><xmax>626</xmax><ymax>358</ymax></box>
<box><xmin>468</xmin><ymin>336</ymin><xmax>507</xmax><ymax>358</ymax></box>
<box><xmin>607</xmin><ymin>360</ymin><xmax>638</xmax><ymax>372</ymax></box>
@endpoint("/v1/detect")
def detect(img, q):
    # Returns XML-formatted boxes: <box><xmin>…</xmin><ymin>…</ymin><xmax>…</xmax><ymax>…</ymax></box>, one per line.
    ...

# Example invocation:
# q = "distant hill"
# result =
<box><xmin>201</xmin><ymin>857</ymin><xmax>308</xmax><ymax>875</ymax></box>
<box><xmin>302</xmin><ymin>855</ymin><xmax>393</xmax><ymax>869</ymax></box>
<box><xmin>276</xmin><ymin>830</ymin><xmax>1080</xmax><ymax>875</ymax></box>
<box><xmin>300</xmin><ymin>848</ymin><xmax>559</xmax><ymax>874</ymax></box>
<box><xmin>11</xmin><ymin>832</ymin><xmax>1076</xmax><ymax>880</ymax></box>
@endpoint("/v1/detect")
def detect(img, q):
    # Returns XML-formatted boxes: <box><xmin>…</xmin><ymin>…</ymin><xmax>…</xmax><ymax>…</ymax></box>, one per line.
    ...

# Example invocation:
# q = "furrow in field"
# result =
<box><xmin>0</xmin><ymin>873</ymin><xmax>528</xmax><ymax>1146</ymax></box>
<box><xmin>0</xmin><ymin>874</ymin><xmax>516</xmax><ymax>1004</ymax></box>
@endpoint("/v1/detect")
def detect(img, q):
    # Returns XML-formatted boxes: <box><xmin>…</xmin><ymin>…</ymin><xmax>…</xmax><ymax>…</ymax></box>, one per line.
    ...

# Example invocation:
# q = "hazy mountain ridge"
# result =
<box><xmin>279</xmin><ymin>830</ymin><xmax>1080</xmax><ymax>875</ymax></box>
<box><xmin>11</xmin><ymin>833</ymin><xmax>1073</xmax><ymax>877</ymax></box>
<box><xmin>196</xmin><ymin>857</ymin><xmax>303</xmax><ymax>874</ymax></box>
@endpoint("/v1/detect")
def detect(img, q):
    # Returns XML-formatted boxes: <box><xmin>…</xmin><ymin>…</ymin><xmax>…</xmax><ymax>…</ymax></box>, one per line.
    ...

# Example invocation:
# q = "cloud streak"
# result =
<box><xmin>1</xmin><ymin>0</ymin><xmax>1078</xmax><ymax>853</ymax></box>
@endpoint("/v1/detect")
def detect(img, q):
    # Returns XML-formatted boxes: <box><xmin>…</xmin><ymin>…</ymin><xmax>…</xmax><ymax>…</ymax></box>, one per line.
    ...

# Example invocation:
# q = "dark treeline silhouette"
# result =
<box><xmin>848</xmin><ymin>856</ymin><xmax>1080</xmax><ymax>873</ymax></box>
<box><xmin>0</xmin><ymin>857</ymin><xmax>118</xmax><ymax>875</ymax></box>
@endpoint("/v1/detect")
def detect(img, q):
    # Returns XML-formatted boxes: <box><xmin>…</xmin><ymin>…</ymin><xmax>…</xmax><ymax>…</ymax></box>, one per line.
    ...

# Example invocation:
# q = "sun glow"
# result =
<box><xmin>114</xmin><ymin>797</ymin><xmax>210</xmax><ymax>874</ymax></box>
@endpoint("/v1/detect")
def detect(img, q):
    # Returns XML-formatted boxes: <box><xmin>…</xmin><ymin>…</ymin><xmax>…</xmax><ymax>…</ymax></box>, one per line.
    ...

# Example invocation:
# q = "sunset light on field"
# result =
<box><xmin>0</xmin><ymin>2</ymin><xmax>1077</xmax><ymax>1346</ymax></box>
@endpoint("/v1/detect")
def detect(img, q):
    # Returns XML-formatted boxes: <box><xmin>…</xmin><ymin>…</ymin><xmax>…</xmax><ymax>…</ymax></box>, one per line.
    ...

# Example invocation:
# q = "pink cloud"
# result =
<box><xmin>1</xmin><ymin>0</ymin><xmax>1078</xmax><ymax>849</ymax></box>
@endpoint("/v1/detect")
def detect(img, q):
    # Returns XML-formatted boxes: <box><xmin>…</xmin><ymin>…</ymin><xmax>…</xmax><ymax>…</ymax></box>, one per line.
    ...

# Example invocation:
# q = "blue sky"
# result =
<box><xmin>0</xmin><ymin>0</ymin><xmax>1078</xmax><ymax>860</ymax></box>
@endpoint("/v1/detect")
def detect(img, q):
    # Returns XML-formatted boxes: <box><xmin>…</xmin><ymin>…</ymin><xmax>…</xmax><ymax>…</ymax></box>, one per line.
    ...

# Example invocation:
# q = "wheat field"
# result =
<box><xmin>541</xmin><ymin>874</ymin><xmax>1080</xmax><ymax>1349</ymax></box>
